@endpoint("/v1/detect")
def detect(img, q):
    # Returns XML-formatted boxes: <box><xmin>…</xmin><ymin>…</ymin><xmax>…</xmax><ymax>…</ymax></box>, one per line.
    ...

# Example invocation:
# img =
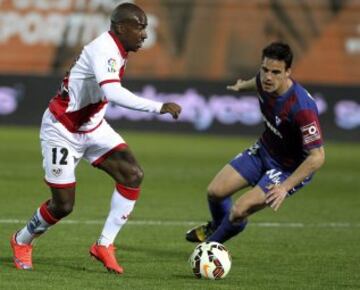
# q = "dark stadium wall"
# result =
<box><xmin>0</xmin><ymin>75</ymin><xmax>358</xmax><ymax>142</ymax></box>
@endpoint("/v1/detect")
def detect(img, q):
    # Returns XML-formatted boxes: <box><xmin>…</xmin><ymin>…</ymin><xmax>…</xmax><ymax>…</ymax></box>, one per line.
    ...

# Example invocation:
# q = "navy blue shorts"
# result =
<box><xmin>229</xmin><ymin>142</ymin><xmax>312</xmax><ymax>195</ymax></box>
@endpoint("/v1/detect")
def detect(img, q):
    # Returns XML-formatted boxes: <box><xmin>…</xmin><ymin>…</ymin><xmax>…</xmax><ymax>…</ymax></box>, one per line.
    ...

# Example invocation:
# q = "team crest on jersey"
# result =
<box><xmin>51</xmin><ymin>168</ymin><xmax>63</xmax><ymax>177</ymax></box>
<box><xmin>301</xmin><ymin>122</ymin><xmax>321</xmax><ymax>144</ymax></box>
<box><xmin>107</xmin><ymin>58</ymin><xmax>118</xmax><ymax>73</ymax></box>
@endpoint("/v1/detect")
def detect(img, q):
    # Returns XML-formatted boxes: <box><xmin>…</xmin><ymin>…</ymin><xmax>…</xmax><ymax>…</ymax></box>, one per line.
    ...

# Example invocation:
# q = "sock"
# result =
<box><xmin>16</xmin><ymin>200</ymin><xmax>59</xmax><ymax>245</ymax></box>
<box><xmin>208</xmin><ymin>196</ymin><xmax>232</xmax><ymax>229</ymax></box>
<box><xmin>207</xmin><ymin>212</ymin><xmax>248</xmax><ymax>243</ymax></box>
<box><xmin>97</xmin><ymin>184</ymin><xmax>140</xmax><ymax>247</ymax></box>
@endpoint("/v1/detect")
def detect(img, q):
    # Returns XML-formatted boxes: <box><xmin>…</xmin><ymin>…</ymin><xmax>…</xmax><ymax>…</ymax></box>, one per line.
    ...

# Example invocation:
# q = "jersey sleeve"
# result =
<box><xmin>87</xmin><ymin>47</ymin><xmax>123</xmax><ymax>86</ymax></box>
<box><xmin>101</xmin><ymin>82</ymin><xmax>163</xmax><ymax>114</ymax></box>
<box><xmin>294</xmin><ymin>109</ymin><xmax>324</xmax><ymax>149</ymax></box>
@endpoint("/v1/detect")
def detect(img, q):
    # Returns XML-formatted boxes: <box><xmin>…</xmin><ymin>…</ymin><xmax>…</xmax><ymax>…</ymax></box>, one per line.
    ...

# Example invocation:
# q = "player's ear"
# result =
<box><xmin>285</xmin><ymin>68</ymin><xmax>291</xmax><ymax>78</ymax></box>
<box><xmin>115</xmin><ymin>23</ymin><xmax>126</xmax><ymax>34</ymax></box>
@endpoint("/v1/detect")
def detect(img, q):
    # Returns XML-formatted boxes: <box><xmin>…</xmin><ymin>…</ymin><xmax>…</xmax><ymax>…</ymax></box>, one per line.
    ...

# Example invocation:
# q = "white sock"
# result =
<box><xmin>98</xmin><ymin>188</ymin><xmax>136</xmax><ymax>246</ymax></box>
<box><xmin>16</xmin><ymin>208</ymin><xmax>51</xmax><ymax>245</ymax></box>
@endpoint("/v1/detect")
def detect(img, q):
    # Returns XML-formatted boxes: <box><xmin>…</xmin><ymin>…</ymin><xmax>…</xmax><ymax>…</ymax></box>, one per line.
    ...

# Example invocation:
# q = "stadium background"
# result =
<box><xmin>0</xmin><ymin>1</ymin><xmax>359</xmax><ymax>289</ymax></box>
<box><xmin>0</xmin><ymin>0</ymin><xmax>359</xmax><ymax>140</ymax></box>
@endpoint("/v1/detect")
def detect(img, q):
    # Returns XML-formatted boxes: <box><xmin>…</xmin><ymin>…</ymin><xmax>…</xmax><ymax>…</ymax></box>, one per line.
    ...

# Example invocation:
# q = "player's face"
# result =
<box><xmin>116</xmin><ymin>13</ymin><xmax>148</xmax><ymax>52</ymax></box>
<box><xmin>260</xmin><ymin>57</ymin><xmax>290</xmax><ymax>94</ymax></box>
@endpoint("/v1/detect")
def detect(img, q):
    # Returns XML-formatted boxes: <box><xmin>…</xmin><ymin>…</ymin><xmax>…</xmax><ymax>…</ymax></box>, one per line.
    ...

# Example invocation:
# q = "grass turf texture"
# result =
<box><xmin>0</xmin><ymin>126</ymin><xmax>359</xmax><ymax>289</ymax></box>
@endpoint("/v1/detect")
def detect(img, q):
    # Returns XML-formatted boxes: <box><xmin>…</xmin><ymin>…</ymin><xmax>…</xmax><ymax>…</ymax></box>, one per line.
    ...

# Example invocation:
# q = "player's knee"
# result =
<box><xmin>52</xmin><ymin>202</ymin><xmax>74</xmax><ymax>218</ymax></box>
<box><xmin>124</xmin><ymin>166</ymin><xmax>144</xmax><ymax>187</ymax></box>
<box><xmin>207</xmin><ymin>184</ymin><xmax>225</xmax><ymax>201</ymax></box>
<box><xmin>231</xmin><ymin>201</ymin><xmax>249</xmax><ymax>221</ymax></box>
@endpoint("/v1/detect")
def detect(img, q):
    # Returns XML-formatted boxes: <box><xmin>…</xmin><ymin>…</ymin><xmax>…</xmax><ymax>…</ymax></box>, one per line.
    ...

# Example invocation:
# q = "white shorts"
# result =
<box><xmin>40</xmin><ymin>109</ymin><xmax>126</xmax><ymax>187</ymax></box>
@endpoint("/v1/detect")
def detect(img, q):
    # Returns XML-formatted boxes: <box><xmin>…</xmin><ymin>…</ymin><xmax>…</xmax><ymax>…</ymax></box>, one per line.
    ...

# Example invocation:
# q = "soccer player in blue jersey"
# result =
<box><xmin>186</xmin><ymin>42</ymin><xmax>325</xmax><ymax>243</ymax></box>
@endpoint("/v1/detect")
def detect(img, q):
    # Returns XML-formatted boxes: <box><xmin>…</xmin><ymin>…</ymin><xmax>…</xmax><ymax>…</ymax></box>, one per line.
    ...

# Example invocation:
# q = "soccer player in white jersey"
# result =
<box><xmin>10</xmin><ymin>3</ymin><xmax>181</xmax><ymax>274</ymax></box>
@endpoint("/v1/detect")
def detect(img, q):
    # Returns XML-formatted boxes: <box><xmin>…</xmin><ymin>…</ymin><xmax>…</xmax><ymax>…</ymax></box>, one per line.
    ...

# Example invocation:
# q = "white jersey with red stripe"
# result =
<box><xmin>49</xmin><ymin>31</ymin><xmax>128</xmax><ymax>133</ymax></box>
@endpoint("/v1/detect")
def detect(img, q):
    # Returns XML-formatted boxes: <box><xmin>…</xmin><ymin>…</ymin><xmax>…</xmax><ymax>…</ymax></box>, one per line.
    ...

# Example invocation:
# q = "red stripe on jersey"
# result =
<box><xmin>119</xmin><ymin>64</ymin><xmax>126</xmax><ymax>80</ymax></box>
<box><xmin>77</xmin><ymin>120</ymin><xmax>103</xmax><ymax>133</ymax></box>
<box><xmin>92</xmin><ymin>143</ymin><xmax>129</xmax><ymax>166</ymax></box>
<box><xmin>49</xmin><ymin>95</ymin><xmax>108</xmax><ymax>133</ymax></box>
<box><xmin>39</xmin><ymin>201</ymin><xmax>59</xmax><ymax>224</ymax></box>
<box><xmin>99</xmin><ymin>79</ymin><xmax>120</xmax><ymax>86</ymax></box>
<box><xmin>116</xmin><ymin>183</ymin><xmax>141</xmax><ymax>200</ymax></box>
<box><xmin>280</xmin><ymin>94</ymin><xmax>297</xmax><ymax>119</ymax></box>
<box><xmin>108</xmin><ymin>31</ymin><xmax>128</xmax><ymax>58</ymax></box>
<box><xmin>45</xmin><ymin>179</ymin><xmax>76</xmax><ymax>189</ymax></box>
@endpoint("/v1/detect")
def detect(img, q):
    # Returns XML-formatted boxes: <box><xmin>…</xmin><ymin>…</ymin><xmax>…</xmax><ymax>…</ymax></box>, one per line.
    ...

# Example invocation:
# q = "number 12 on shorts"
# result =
<box><xmin>52</xmin><ymin>147</ymin><xmax>69</xmax><ymax>165</ymax></box>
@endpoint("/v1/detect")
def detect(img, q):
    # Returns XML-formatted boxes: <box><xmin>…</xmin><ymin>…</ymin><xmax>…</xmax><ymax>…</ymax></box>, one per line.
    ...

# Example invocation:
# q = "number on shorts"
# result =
<box><xmin>52</xmin><ymin>147</ymin><xmax>68</xmax><ymax>165</ymax></box>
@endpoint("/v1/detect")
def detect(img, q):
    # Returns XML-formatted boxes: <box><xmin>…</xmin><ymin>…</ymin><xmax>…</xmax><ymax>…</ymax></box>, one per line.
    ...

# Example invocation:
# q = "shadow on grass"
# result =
<box><xmin>34</xmin><ymin>256</ymin><xmax>111</xmax><ymax>274</ymax></box>
<box><xmin>0</xmin><ymin>255</ymin><xmax>110</xmax><ymax>275</ymax></box>
<box><xmin>121</xmin><ymin>243</ymin><xmax>190</xmax><ymax>259</ymax></box>
<box><xmin>171</xmin><ymin>274</ymin><xmax>193</xmax><ymax>279</ymax></box>
<box><xmin>0</xmin><ymin>256</ymin><xmax>15</xmax><ymax>269</ymax></box>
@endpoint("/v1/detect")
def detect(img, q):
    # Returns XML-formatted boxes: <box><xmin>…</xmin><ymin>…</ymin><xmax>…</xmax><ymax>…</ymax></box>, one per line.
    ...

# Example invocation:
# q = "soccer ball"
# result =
<box><xmin>189</xmin><ymin>241</ymin><xmax>231</xmax><ymax>280</ymax></box>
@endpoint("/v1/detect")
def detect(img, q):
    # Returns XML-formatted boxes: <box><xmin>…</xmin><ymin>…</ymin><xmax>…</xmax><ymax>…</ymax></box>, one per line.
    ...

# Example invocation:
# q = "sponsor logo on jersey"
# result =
<box><xmin>301</xmin><ymin>121</ymin><xmax>321</xmax><ymax>144</ymax></box>
<box><xmin>107</xmin><ymin>58</ymin><xmax>117</xmax><ymax>73</ymax></box>
<box><xmin>262</xmin><ymin>114</ymin><xmax>283</xmax><ymax>138</ymax></box>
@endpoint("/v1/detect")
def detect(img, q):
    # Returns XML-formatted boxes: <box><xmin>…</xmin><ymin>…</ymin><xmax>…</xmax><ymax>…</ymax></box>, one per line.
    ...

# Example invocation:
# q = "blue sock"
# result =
<box><xmin>208</xmin><ymin>196</ymin><xmax>232</xmax><ymax>229</ymax></box>
<box><xmin>207</xmin><ymin>213</ymin><xmax>248</xmax><ymax>243</ymax></box>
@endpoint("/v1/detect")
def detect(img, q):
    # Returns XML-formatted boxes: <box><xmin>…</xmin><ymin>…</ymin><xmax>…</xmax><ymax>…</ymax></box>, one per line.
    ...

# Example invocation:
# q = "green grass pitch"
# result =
<box><xmin>0</xmin><ymin>126</ymin><xmax>359</xmax><ymax>289</ymax></box>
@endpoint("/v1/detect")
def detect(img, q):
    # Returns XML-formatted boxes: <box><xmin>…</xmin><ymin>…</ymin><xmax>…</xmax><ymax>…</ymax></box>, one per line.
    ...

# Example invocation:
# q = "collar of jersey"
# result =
<box><xmin>108</xmin><ymin>31</ymin><xmax>128</xmax><ymax>58</ymax></box>
<box><xmin>279</xmin><ymin>79</ymin><xmax>296</xmax><ymax>100</ymax></box>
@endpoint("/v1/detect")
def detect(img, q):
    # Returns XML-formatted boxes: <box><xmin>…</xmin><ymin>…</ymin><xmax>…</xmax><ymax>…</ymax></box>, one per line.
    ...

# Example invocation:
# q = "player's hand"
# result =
<box><xmin>227</xmin><ymin>79</ymin><xmax>246</xmax><ymax>92</ymax></box>
<box><xmin>265</xmin><ymin>184</ymin><xmax>288</xmax><ymax>211</ymax></box>
<box><xmin>160</xmin><ymin>102</ymin><xmax>182</xmax><ymax>120</ymax></box>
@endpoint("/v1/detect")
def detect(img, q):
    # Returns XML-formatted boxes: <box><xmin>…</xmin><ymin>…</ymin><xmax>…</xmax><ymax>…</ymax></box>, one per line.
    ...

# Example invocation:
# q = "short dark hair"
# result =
<box><xmin>110</xmin><ymin>3</ymin><xmax>145</xmax><ymax>24</ymax></box>
<box><xmin>262</xmin><ymin>42</ymin><xmax>293</xmax><ymax>69</ymax></box>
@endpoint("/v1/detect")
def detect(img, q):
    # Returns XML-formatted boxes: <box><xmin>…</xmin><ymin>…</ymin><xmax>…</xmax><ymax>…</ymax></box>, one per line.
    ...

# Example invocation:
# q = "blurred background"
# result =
<box><xmin>0</xmin><ymin>0</ymin><xmax>359</xmax><ymax>141</ymax></box>
<box><xmin>0</xmin><ymin>2</ymin><xmax>359</xmax><ymax>288</ymax></box>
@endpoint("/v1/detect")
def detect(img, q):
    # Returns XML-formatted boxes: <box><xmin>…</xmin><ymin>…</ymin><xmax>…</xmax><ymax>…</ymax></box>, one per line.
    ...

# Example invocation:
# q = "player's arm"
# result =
<box><xmin>89</xmin><ymin>47</ymin><xmax>181</xmax><ymax>119</ymax></box>
<box><xmin>267</xmin><ymin>108</ymin><xmax>325</xmax><ymax>211</ymax></box>
<box><xmin>266</xmin><ymin>146</ymin><xmax>325</xmax><ymax>211</ymax></box>
<box><xmin>281</xmin><ymin>146</ymin><xmax>325</xmax><ymax>192</ymax></box>
<box><xmin>227</xmin><ymin>77</ymin><xmax>257</xmax><ymax>92</ymax></box>
<box><xmin>101</xmin><ymin>82</ymin><xmax>181</xmax><ymax>119</ymax></box>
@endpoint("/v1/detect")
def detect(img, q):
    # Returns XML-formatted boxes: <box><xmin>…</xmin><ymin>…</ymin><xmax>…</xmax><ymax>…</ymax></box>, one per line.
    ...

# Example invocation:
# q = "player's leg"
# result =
<box><xmin>11</xmin><ymin>112</ymin><xmax>81</xmax><ymax>270</ymax></box>
<box><xmin>207</xmin><ymin>185</ymin><xmax>267</xmax><ymax>243</ymax></box>
<box><xmin>207</xmin><ymin>164</ymin><xmax>249</xmax><ymax>227</ymax></box>
<box><xmin>85</xmin><ymin>122</ymin><xmax>142</xmax><ymax>274</ymax></box>
<box><xmin>96</xmin><ymin>147</ymin><xmax>143</xmax><ymax>244</ymax></box>
<box><xmin>89</xmin><ymin>148</ymin><xmax>142</xmax><ymax>274</ymax></box>
<box><xmin>10</xmin><ymin>193</ymin><xmax>63</xmax><ymax>270</ymax></box>
<box><xmin>186</xmin><ymin>164</ymin><xmax>250</xmax><ymax>242</ymax></box>
<box><xmin>11</xmin><ymin>146</ymin><xmax>78</xmax><ymax>270</ymax></box>
<box><xmin>13</xmin><ymin>187</ymin><xmax>75</xmax><ymax>243</ymax></box>
<box><xmin>186</xmin><ymin>142</ymin><xmax>264</xmax><ymax>243</ymax></box>
<box><xmin>207</xmin><ymin>162</ymin><xmax>313</xmax><ymax>243</ymax></box>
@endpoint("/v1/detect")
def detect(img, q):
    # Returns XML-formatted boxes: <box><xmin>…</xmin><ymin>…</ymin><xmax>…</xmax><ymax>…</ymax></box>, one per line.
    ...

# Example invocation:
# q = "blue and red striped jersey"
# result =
<box><xmin>256</xmin><ymin>74</ymin><xmax>323</xmax><ymax>170</ymax></box>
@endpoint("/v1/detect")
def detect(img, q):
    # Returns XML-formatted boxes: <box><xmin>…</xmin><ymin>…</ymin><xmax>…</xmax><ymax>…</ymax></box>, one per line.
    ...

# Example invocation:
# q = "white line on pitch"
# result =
<box><xmin>0</xmin><ymin>219</ymin><xmax>359</xmax><ymax>228</ymax></box>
